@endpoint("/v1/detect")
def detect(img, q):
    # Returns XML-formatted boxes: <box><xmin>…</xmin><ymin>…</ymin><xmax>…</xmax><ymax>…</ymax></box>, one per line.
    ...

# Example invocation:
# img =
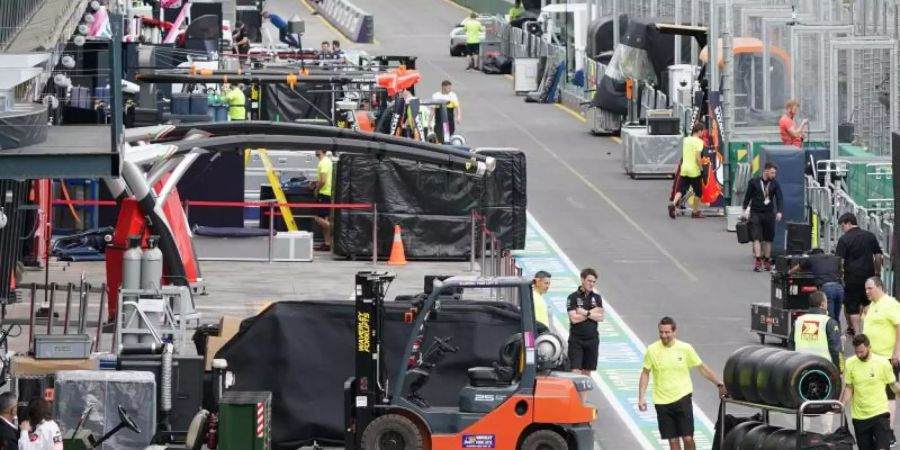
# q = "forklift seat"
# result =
<box><xmin>466</xmin><ymin>334</ymin><xmax>523</xmax><ymax>387</ymax></box>
<box><xmin>467</xmin><ymin>362</ymin><xmax>516</xmax><ymax>387</ymax></box>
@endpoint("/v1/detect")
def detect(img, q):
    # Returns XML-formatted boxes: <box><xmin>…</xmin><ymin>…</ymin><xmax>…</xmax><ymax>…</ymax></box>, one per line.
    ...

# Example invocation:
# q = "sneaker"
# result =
<box><xmin>754</xmin><ymin>258</ymin><xmax>762</xmax><ymax>272</ymax></box>
<box><xmin>846</xmin><ymin>327</ymin><xmax>856</xmax><ymax>338</ymax></box>
<box><xmin>668</xmin><ymin>204</ymin><xmax>676</xmax><ymax>219</ymax></box>
<box><xmin>691</xmin><ymin>211</ymin><xmax>705</xmax><ymax>219</ymax></box>
<box><xmin>764</xmin><ymin>259</ymin><xmax>773</xmax><ymax>271</ymax></box>
<box><xmin>891</xmin><ymin>433</ymin><xmax>896</xmax><ymax>447</ymax></box>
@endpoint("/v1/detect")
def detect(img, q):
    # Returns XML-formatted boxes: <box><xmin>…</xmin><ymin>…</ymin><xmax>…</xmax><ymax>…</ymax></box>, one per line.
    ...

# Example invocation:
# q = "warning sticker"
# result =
<box><xmin>462</xmin><ymin>434</ymin><xmax>495</xmax><ymax>448</ymax></box>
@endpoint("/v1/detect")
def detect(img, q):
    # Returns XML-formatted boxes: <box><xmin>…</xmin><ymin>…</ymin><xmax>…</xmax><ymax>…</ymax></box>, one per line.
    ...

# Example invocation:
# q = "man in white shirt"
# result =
<box><xmin>431</xmin><ymin>80</ymin><xmax>461</xmax><ymax>136</ymax></box>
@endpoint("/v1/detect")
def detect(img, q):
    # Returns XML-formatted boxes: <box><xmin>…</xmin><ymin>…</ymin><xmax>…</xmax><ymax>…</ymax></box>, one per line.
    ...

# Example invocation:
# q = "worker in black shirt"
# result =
<box><xmin>836</xmin><ymin>212</ymin><xmax>883</xmax><ymax>337</ymax></box>
<box><xmin>566</xmin><ymin>268</ymin><xmax>604</xmax><ymax>375</ymax></box>
<box><xmin>741</xmin><ymin>161</ymin><xmax>784</xmax><ymax>272</ymax></box>
<box><xmin>791</xmin><ymin>248</ymin><xmax>844</xmax><ymax>324</ymax></box>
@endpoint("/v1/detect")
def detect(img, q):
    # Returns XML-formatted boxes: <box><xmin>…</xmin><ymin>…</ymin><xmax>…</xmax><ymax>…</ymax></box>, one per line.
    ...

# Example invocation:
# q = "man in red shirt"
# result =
<box><xmin>779</xmin><ymin>99</ymin><xmax>808</xmax><ymax>147</ymax></box>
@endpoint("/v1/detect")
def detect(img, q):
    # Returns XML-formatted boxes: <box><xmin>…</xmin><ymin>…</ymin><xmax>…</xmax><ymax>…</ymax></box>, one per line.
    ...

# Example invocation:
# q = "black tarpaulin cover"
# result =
<box><xmin>261</xmin><ymin>83</ymin><xmax>333</xmax><ymax>122</ymax></box>
<box><xmin>333</xmin><ymin>153</ymin><xmax>482</xmax><ymax>260</ymax></box>
<box><xmin>477</xmin><ymin>150</ymin><xmax>527</xmax><ymax>251</ymax></box>
<box><xmin>216</xmin><ymin>300</ymin><xmax>522</xmax><ymax>449</ymax></box>
<box><xmin>0</xmin><ymin>104</ymin><xmax>48</xmax><ymax>150</ymax></box>
<box><xmin>333</xmin><ymin>150</ymin><xmax>527</xmax><ymax>259</ymax></box>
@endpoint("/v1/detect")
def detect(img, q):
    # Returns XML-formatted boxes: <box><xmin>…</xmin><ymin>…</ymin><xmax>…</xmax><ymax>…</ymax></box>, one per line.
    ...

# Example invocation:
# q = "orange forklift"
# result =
<box><xmin>344</xmin><ymin>273</ymin><xmax>597</xmax><ymax>450</ymax></box>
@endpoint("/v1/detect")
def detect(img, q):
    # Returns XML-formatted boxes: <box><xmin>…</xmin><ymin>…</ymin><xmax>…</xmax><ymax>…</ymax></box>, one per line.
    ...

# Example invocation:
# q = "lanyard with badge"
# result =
<box><xmin>760</xmin><ymin>179</ymin><xmax>771</xmax><ymax>206</ymax></box>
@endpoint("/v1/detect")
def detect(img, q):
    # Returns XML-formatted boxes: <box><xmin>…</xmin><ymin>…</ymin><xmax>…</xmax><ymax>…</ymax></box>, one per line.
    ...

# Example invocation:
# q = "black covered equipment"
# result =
<box><xmin>333</xmin><ymin>150</ymin><xmax>526</xmax><ymax>260</ymax></box>
<box><xmin>722</xmin><ymin>346</ymin><xmax>841</xmax><ymax>409</ymax></box>
<box><xmin>215</xmin><ymin>300</ymin><xmax>523</xmax><ymax>449</ymax></box>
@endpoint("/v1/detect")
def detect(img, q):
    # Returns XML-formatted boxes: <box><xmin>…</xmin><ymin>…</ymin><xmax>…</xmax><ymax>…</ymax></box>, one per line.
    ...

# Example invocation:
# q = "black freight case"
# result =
<box><xmin>770</xmin><ymin>271</ymin><xmax>817</xmax><ymax>310</ymax></box>
<box><xmin>751</xmin><ymin>303</ymin><xmax>799</xmax><ymax>345</ymax></box>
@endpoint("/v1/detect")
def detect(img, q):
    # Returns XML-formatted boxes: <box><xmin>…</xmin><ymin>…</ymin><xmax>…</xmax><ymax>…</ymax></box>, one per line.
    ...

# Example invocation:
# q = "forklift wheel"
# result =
<box><xmin>361</xmin><ymin>414</ymin><xmax>424</xmax><ymax>450</ymax></box>
<box><xmin>521</xmin><ymin>430</ymin><xmax>568</xmax><ymax>450</ymax></box>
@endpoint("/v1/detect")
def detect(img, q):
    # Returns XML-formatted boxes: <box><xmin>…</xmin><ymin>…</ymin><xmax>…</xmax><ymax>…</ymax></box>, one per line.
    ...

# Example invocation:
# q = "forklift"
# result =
<box><xmin>344</xmin><ymin>273</ymin><xmax>597</xmax><ymax>450</ymax></box>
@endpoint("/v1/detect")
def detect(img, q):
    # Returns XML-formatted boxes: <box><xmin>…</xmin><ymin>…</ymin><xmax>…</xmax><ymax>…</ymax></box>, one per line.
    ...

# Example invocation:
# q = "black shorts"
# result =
<box><xmin>655</xmin><ymin>394</ymin><xmax>695</xmax><ymax>440</ymax></box>
<box><xmin>465</xmin><ymin>43</ymin><xmax>480</xmax><ymax>56</ymax></box>
<box><xmin>316</xmin><ymin>195</ymin><xmax>331</xmax><ymax>219</ymax></box>
<box><xmin>843</xmin><ymin>281</ymin><xmax>870</xmax><ymax>315</ymax></box>
<box><xmin>678</xmin><ymin>175</ymin><xmax>702</xmax><ymax>197</ymax></box>
<box><xmin>886</xmin><ymin>365</ymin><xmax>900</xmax><ymax>400</ymax></box>
<box><xmin>567</xmin><ymin>337</ymin><xmax>599</xmax><ymax>371</ymax></box>
<box><xmin>749</xmin><ymin>211</ymin><xmax>776</xmax><ymax>242</ymax></box>
<box><xmin>853</xmin><ymin>413</ymin><xmax>892</xmax><ymax>450</ymax></box>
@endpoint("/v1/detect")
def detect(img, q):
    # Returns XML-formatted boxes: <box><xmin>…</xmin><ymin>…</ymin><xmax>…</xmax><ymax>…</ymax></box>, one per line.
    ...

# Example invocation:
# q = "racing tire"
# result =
<box><xmin>361</xmin><ymin>414</ymin><xmax>424</xmax><ymax>450</ymax></box>
<box><xmin>521</xmin><ymin>429</ymin><xmax>568</xmax><ymax>450</ymax></box>
<box><xmin>722</xmin><ymin>421</ymin><xmax>764</xmax><ymax>450</ymax></box>
<box><xmin>771</xmin><ymin>352</ymin><xmax>840</xmax><ymax>409</ymax></box>
<box><xmin>723</xmin><ymin>346</ymin><xmax>762</xmax><ymax>401</ymax></box>
<box><xmin>737</xmin><ymin>424</ymin><xmax>780</xmax><ymax>450</ymax></box>
<box><xmin>754</xmin><ymin>349</ymin><xmax>798</xmax><ymax>406</ymax></box>
<box><xmin>760</xmin><ymin>428</ymin><xmax>798</xmax><ymax>450</ymax></box>
<box><xmin>735</xmin><ymin>346</ymin><xmax>781</xmax><ymax>403</ymax></box>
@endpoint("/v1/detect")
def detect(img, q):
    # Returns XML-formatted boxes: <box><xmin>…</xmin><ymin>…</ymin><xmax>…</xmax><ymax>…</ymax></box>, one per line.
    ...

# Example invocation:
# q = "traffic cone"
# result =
<box><xmin>387</xmin><ymin>225</ymin><xmax>407</xmax><ymax>266</ymax></box>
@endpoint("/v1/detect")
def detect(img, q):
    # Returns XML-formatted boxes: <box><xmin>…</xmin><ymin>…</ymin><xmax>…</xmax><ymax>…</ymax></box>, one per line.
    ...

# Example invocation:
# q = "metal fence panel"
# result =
<box><xmin>828</xmin><ymin>38</ymin><xmax>898</xmax><ymax>158</ymax></box>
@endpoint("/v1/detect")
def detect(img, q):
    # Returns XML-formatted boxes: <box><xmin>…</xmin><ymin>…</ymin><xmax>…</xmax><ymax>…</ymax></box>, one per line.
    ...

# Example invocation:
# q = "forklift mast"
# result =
<box><xmin>345</xmin><ymin>272</ymin><xmax>395</xmax><ymax>447</ymax></box>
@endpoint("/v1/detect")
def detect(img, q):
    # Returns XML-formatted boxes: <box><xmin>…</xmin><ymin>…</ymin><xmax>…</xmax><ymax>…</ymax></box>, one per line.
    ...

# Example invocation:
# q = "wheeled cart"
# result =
<box><xmin>719</xmin><ymin>399</ymin><xmax>849</xmax><ymax>450</ymax></box>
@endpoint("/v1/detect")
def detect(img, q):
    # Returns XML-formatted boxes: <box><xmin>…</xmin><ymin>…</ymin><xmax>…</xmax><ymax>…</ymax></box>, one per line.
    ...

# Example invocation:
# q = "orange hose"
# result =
<box><xmin>58</xmin><ymin>180</ymin><xmax>82</xmax><ymax>225</ymax></box>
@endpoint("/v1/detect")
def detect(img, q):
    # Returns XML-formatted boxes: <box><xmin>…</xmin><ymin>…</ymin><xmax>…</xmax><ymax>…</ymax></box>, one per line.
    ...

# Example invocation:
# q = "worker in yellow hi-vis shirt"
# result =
<box><xmin>862</xmin><ymin>276</ymin><xmax>900</xmax><ymax>445</ymax></box>
<box><xmin>531</xmin><ymin>271</ymin><xmax>551</xmax><ymax>329</ymax></box>
<box><xmin>312</xmin><ymin>149</ymin><xmax>334</xmax><ymax>251</ymax></box>
<box><xmin>461</xmin><ymin>13</ymin><xmax>484</xmax><ymax>71</ymax></box>
<box><xmin>842</xmin><ymin>333</ymin><xmax>900</xmax><ymax>450</ymax></box>
<box><xmin>638</xmin><ymin>317</ymin><xmax>728</xmax><ymax>450</ymax></box>
<box><xmin>223</xmin><ymin>83</ymin><xmax>246</xmax><ymax>121</ymax></box>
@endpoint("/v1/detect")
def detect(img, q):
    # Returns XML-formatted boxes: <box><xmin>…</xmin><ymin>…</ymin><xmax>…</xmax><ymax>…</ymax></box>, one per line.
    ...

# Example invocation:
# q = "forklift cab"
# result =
<box><xmin>345</xmin><ymin>274</ymin><xmax>597</xmax><ymax>450</ymax></box>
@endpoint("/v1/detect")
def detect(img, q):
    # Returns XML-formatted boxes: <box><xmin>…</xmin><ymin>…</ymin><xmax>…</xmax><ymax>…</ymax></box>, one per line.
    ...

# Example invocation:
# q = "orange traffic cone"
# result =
<box><xmin>387</xmin><ymin>224</ymin><xmax>407</xmax><ymax>266</ymax></box>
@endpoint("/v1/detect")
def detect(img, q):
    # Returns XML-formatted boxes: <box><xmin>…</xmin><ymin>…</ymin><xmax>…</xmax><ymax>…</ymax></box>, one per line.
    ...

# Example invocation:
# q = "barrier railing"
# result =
<box><xmin>805</xmin><ymin>169</ymin><xmax>895</xmax><ymax>294</ymax></box>
<box><xmin>469</xmin><ymin>210</ymin><xmax>523</xmax><ymax>306</ymax></box>
<box><xmin>315</xmin><ymin>0</ymin><xmax>375</xmax><ymax>44</ymax></box>
<box><xmin>0</xmin><ymin>0</ymin><xmax>46</xmax><ymax>49</ymax></box>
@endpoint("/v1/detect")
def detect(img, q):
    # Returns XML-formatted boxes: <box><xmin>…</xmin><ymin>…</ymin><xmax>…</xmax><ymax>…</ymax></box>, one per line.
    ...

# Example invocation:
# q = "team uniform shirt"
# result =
<box><xmin>779</xmin><ymin>114</ymin><xmax>801</xmax><ymax>147</ymax></box>
<box><xmin>317</xmin><ymin>157</ymin><xmax>333</xmax><ymax>197</ymax></box>
<box><xmin>680</xmin><ymin>136</ymin><xmax>703</xmax><ymax>177</ymax></box>
<box><xmin>643</xmin><ymin>340</ymin><xmax>702</xmax><ymax>405</ymax></box>
<box><xmin>462</xmin><ymin>19</ymin><xmax>483</xmax><ymax>44</ymax></box>
<box><xmin>845</xmin><ymin>354</ymin><xmax>895</xmax><ymax>420</ymax></box>
<box><xmin>19</xmin><ymin>419</ymin><xmax>63</xmax><ymax>450</ymax></box>
<box><xmin>863</xmin><ymin>295</ymin><xmax>900</xmax><ymax>358</ymax></box>
<box><xmin>566</xmin><ymin>288</ymin><xmax>603</xmax><ymax>340</ymax></box>
<box><xmin>432</xmin><ymin>91</ymin><xmax>460</xmax><ymax>110</ymax></box>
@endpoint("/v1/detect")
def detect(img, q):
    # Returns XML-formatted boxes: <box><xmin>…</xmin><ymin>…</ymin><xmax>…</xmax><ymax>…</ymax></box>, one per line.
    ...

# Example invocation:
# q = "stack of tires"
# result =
<box><xmin>720</xmin><ymin>346</ymin><xmax>842</xmax><ymax>449</ymax></box>
<box><xmin>722</xmin><ymin>421</ymin><xmax>833</xmax><ymax>450</ymax></box>
<box><xmin>723</xmin><ymin>346</ymin><xmax>841</xmax><ymax>408</ymax></box>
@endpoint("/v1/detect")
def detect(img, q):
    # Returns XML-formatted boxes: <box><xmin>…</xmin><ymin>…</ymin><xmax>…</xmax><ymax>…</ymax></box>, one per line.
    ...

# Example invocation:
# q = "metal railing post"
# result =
<box><xmin>372</xmin><ymin>203</ymin><xmax>378</xmax><ymax>266</ymax></box>
<box><xmin>480</xmin><ymin>222</ymin><xmax>487</xmax><ymax>277</ymax></box>
<box><xmin>469</xmin><ymin>210</ymin><xmax>476</xmax><ymax>272</ymax></box>
<box><xmin>267</xmin><ymin>201</ymin><xmax>275</xmax><ymax>263</ymax></box>
<box><xmin>489</xmin><ymin>237</ymin><xmax>495</xmax><ymax>299</ymax></box>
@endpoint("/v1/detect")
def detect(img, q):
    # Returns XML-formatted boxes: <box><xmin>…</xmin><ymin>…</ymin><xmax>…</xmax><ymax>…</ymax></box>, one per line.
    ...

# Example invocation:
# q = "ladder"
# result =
<box><xmin>255</xmin><ymin>148</ymin><xmax>298</xmax><ymax>232</ymax></box>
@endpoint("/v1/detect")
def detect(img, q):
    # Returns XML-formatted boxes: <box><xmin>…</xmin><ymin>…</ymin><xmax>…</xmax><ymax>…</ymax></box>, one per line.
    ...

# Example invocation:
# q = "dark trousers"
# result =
<box><xmin>279</xmin><ymin>28</ymin><xmax>300</xmax><ymax>48</ymax></box>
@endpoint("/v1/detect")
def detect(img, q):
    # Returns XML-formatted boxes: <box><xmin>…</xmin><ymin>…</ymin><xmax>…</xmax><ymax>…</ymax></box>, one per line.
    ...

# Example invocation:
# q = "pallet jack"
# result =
<box><xmin>345</xmin><ymin>273</ymin><xmax>597</xmax><ymax>450</ymax></box>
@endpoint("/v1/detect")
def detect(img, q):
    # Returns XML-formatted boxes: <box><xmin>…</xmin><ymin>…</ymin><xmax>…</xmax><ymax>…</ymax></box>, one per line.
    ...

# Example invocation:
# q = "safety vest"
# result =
<box><xmin>793</xmin><ymin>313</ymin><xmax>831</xmax><ymax>361</ymax></box>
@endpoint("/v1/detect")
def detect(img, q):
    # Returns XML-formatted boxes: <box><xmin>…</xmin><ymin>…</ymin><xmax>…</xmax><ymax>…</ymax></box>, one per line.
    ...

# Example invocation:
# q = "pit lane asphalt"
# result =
<box><xmin>268</xmin><ymin>0</ymin><xmax>774</xmax><ymax>446</ymax></box>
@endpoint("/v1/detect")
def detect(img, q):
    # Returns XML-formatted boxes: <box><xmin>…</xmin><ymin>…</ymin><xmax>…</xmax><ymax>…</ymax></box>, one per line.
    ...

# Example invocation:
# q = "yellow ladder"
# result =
<box><xmin>255</xmin><ymin>148</ymin><xmax>298</xmax><ymax>232</ymax></box>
